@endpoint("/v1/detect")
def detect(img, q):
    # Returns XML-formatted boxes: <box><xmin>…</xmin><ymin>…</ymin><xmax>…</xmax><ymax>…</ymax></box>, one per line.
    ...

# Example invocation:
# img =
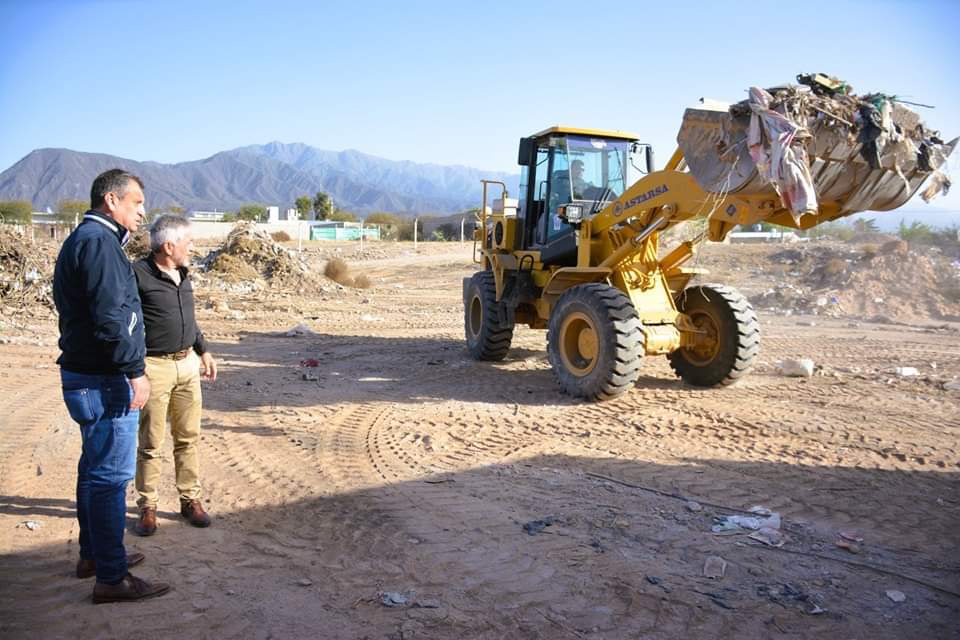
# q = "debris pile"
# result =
<box><xmin>198</xmin><ymin>222</ymin><xmax>321</xmax><ymax>290</ymax></box>
<box><xmin>749</xmin><ymin>242</ymin><xmax>960</xmax><ymax>322</ymax></box>
<box><xmin>0</xmin><ymin>225</ymin><xmax>57</xmax><ymax>314</ymax></box>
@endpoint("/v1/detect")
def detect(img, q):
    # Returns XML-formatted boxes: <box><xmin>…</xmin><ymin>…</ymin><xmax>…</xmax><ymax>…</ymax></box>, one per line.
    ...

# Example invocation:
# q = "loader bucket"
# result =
<box><xmin>677</xmin><ymin>104</ymin><xmax>956</xmax><ymax>218</ymax></box>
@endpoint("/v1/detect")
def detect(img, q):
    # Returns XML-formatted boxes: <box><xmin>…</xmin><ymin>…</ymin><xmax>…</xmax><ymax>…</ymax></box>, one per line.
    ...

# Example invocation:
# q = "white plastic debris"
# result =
<box><xmin>20</xmin><ymin>520</ymin><xmax>41</xmax><ymax>531</ymax></box>
<box><xmin>886</xmin><ymin>590</ymin><xmax>906</xmax><ymax>603</ymax></box>
<box><xmin>894</xmin><ymin>367</ymin><xmax>919</xmax><ymax>377</ymax></box>
<box><xmin>777</xmin><ymin>358</ymin><xmax>815</xmax><ymax>377</ymax></box>
<box><xmin>379</xmin><ymin>591</ymin><xmax>409</xmax><ymax>607</ymax></box>
<box><xmin>713</xmin><ymin>506</ymin><xmax>781</xmax><ymax>534</ymax></box>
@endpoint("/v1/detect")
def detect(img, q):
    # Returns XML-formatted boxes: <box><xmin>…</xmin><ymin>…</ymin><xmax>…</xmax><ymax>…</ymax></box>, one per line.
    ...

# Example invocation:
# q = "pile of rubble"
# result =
<box><xmin>0</xmin><ymin>225</ymin><xmax>57</xmax><ymax>315</ymax></box>
<box><xmin>750</xmin><ymin>241</ymin><xmax>960</xmax><ymax>322</ymax></box>
<box><xmin>197</xmin><ymin>222</ymin><xmax>323</xmax><ymax>291</ymax></box>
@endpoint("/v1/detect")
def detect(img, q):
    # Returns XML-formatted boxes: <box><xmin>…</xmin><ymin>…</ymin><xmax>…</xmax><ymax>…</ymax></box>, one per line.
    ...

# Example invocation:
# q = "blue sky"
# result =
<box><xmin>1</xmin><ymin>0</ymin><xmax>958</xmax><ymax>210</ymax></box>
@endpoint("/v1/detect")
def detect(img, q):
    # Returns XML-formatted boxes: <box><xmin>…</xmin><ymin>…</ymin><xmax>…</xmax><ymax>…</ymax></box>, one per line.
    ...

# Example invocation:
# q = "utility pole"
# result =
<box><xmin>413</xmin><ymin>217</ymin><xmax>418</xmax><ymax>251</ymax></box>
<box><xmin>460</xmin><ymin>217</ymin><xmax>465</xmax><ymax>246</ymax></box>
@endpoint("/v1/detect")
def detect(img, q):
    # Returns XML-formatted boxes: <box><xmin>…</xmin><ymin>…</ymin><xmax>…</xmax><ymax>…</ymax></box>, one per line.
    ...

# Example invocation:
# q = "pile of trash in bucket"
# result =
<box><xmin>678</xmin><ymin>73</ymin><xmax>955</xmax><ymax>222</ymax></box>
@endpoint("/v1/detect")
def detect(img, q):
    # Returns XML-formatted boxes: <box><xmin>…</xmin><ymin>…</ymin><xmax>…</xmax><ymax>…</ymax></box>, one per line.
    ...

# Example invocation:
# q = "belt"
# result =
<box><xmin>149</xmin><ymin>349</ymin><xmax>192</xmax><ymax>361</ymax></box>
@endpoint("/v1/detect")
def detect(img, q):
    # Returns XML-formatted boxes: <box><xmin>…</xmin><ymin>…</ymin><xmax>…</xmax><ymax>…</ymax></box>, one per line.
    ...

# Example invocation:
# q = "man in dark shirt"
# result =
<box><xmin>132</xmin><ymin>214</ymin><xmax>217</xmax><ymax>536</ymax></box>
<box><xmin>54</xmin><ymin>168</ymin><xmax>170</xmax><ymax>603</ymax></box>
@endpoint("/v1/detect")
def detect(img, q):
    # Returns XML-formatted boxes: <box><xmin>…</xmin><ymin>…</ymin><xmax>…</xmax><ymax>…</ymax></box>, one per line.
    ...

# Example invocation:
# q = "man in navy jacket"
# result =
<box><xmin>53</xmin><ymin>169</ymin><xmax>170</xmax><ymax>603</ymax></box>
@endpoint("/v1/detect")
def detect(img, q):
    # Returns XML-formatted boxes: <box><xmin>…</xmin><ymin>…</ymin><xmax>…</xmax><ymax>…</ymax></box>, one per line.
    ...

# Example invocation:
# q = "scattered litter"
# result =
<box><xmin>686</xmin><ymin>500</ymin><xmax>703</xmax><ymax>513</ymax></box>
<box><xmin>886</xmin><ymin>590</ymin><xmax>906</xmax><ymax>603</ymax></box>
<box><xmin>758</xmin><ymin>583</ymin><xmax>826</xmax><ymax>615</ymax></box>
<box><xmin>703</xmin><ymin>556</ymin><xmax>727</xmax><ymax>579</ymax></box>
<box><xmin>894</xmin><ymin>367</ymin><xmax>919</xmax><ymax>377</ymax></box>
<box><xmin>712</xmin><ymin>506</ymin><xmax>781</xmax><ymax>534</ymax></box>
<box><xmin>301</xmin><ymin>372</ymin><xmax>319</xmax><ymax>382</ymax></box>
<box><xmin>285</xmin><ymin>323</ymin><xmax>315</xmax><ymax>337</ymax></box>
<box><xmin>838</xmin><ymin>530</ymin><xmax>864</xmax><ymax>543</ymax></box>
<box><xmin>777</xmin><ymin>358</ymin><xmax>815</xmax><ymax>378</ymax></box>
<box><xmin>834</xmin><ymin>537</ymin><xmax>861</xmax><ymax>554</ymax></box>
<box><xmin>748</xmin><ymin>527</ymin><xmax>785</xmax><ymax>547</ymax></box>
<box><xmin>300</xmin><ymin>358</ymin><xmax>320</xmax><ymax>367</ymax></box>
<box><xmin>379</xmin><ymin>591</ymin><xmax>410</xmax><ymax>607</ymax></box>
<box><xmin>18</xmin><ymin>520</ymin><xmax>40</xmax><ymax>531</ymax></box>
<box><xmin>297</xmin><ymin>578</ymin><xmax>313</xmax><ymax>587</ymax></box>
<box><xmin>523</xmin><ymin>516</ymin><xmax>559</xmax><ymax>536</ymax></box>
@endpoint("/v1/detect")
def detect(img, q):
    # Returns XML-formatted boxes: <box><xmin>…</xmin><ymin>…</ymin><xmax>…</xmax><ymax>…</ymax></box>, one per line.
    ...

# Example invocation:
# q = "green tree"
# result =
<box><xmin>364</xmin><ymin>212</ymin><xmax>398</xmax><ymax>226</ymax></box>
<box><xmin>0</xmin><ymin>200</ymin><xmax>33</xmax><ymax>223</ymax></box>
<box><xmin>397</xmin><ymin>218</ymin><xmax>425</xmax><ymax>241</ymax></box>
<box><xmin>436</xmin><ymin>223</ymin><xmax>457</xmax><ymax>240</ymax></box>
<box><xmin>56</xmin><ymin>199</ymin><xmax>88</xmax><ymax>223</ymax></box>
<box><xmin>897</xmin><ymin>219</ymin><xmax>934</xmax><ymax>244</ymax></box>
<box><xmin>295</xmin><ymin>195</ymin><xmax>312</xmax><ymax>220</ymax></box>
<box><xmin>852</xmin><ymin>217</ymin><xmax>879</xmax><ymax>233</ymax></box>
<box><xmin>236</xmin><ymin>204</ymin><xmax>267</xmax><ymax>222</ymax></box>
<box><xmin>327</xmin><ymin>210</ymin><xmax>358</xmax><ymax>222</ymax></box>
<box><xmin>313</xmin><ymin>192</ymin><xmax>333</xmax><ymax>220</ymax></box>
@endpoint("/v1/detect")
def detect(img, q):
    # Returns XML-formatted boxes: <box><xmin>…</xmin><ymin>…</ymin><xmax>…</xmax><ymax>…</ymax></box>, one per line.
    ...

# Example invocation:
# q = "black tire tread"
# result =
<box><xmin>547</xmin><ymin>283</ymin><xmax>643</xmax><ymax>401</ymax></box>
<box><xmin>669</xmin><ymin>283</ymin><xmax>760</xmax><ymax>387</ymax></box>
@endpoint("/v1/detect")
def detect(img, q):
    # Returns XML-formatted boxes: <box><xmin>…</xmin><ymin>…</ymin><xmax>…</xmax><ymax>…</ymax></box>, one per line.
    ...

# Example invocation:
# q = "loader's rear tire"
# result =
<box><xmin>669</xmin><ymin>284</ymin><xmax>759</xmax><ymax>387</ymax></box>
<box><xmin>464</xmin><ymin>271</ymin><xmax>514</xmax><ymax>361</ymax></box>
<box><xmin>547</xmin><ymin>283</ymin><xmax>644</xmax><ymax>401</ymax></box>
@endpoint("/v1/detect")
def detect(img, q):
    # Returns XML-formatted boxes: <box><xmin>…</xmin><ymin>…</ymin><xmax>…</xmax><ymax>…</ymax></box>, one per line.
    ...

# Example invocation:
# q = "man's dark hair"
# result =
<box><xmin>90</xmin><ymin>169</ymin><xmax>145</xmax><ymax>209</ymax></box>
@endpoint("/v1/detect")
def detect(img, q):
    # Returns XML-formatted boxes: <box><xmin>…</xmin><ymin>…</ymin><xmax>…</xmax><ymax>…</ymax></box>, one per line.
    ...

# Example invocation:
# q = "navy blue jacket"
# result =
<box><xmin>53</xmin><ymin>211</ymin><xmax>146</xmax><ymax>378</ymax></box>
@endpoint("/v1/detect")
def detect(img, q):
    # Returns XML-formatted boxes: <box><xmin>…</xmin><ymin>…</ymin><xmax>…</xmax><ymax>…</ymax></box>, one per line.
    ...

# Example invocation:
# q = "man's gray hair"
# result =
<box><xmin>150</xmin><ymin>214</ymin><xmax>191</xmax><ymax>252</ymax></box>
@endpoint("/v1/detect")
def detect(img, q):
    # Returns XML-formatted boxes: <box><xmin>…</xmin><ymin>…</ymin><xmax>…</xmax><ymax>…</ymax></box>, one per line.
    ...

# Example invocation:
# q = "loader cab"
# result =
<box><xmin>516</xmin><ymin>126</ymin><xmax>644</xmax><ymax>265</ymax></box>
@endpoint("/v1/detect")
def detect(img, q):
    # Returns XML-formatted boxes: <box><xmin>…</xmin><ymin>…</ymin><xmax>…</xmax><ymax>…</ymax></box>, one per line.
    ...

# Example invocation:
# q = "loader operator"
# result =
<box><xmin>570</xmin><ymin>159</ymin><xmax>592</xmax><ymax>199</ymax></box>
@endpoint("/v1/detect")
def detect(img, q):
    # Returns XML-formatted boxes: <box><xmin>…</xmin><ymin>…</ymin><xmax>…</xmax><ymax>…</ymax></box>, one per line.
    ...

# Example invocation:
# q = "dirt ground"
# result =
<box><xmin>1</xmin><ymin>236</ymin><xmax>959</xmax><ymax>639</ymax></box>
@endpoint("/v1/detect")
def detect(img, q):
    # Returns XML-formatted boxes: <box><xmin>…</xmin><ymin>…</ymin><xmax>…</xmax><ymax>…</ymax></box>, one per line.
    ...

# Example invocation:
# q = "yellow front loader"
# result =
<box><xmin>464</xmin><ymin>107</ymin><xmax>955</xmax><ymax>400</ymax></box>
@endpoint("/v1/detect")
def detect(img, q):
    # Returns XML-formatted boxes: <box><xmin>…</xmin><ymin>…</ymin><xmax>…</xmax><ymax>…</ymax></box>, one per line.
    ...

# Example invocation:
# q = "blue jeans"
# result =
<box><xmin>61</xmin><ymin>369</ymin><xmax>138</xmax><ymax>584</ymax></box>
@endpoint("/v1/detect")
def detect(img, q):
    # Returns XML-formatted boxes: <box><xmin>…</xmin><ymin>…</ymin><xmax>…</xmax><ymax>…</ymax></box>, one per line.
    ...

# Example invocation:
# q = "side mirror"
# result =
<box><xmin>645</xmin><ymin>145</ymin><xmax>656</xmax><ymax>173</ymax></box>
<box><xmin>517</xmin><ymin>137</ymin><xmax>534</xmax><ymax>166</ymax></box>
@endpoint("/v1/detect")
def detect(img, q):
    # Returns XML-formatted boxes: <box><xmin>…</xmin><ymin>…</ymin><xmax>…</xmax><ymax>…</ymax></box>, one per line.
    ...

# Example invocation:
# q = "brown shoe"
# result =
<box><xmin>92</xmin><ymin>572</ymin><xmax>170</xmax><ymax>604</ymax></box>
<box><xmin>180</xmin><ymin>500</ymin><xmax>211</xmax><ymax>528</ymax></box>
<box><xmin>134</xmin><ymin>507</ymin><xmax>157</xmax><ymax>536</ymax></box>
<box><xmin>76</xmin><ymin>552</ymin><xmax>145</xmax><ymax>579</ymax></box>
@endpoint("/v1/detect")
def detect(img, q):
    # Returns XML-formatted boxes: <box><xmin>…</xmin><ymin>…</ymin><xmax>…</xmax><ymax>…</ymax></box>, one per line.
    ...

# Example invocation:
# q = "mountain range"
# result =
<box><xmin>0</xmin><ymin>143</ymin><xmax>521</xmax><ymax>216</ymax></box>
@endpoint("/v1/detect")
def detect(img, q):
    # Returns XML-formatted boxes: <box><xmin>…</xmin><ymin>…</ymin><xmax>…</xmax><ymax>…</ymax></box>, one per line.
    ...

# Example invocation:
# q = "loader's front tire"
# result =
<box><xmin>547</xmin><ymin>284</ymin><xmax>644</xmax><ymax>401</ymax></box>
<box><xmin>464</xmin><ymin>271</ymin><xmax>514</xmax><ymax>361</ymax></box>
<box><xmin>668</xmin><ymin>284</ymin><xmax>759</xmax><ymax>387</ymax></box>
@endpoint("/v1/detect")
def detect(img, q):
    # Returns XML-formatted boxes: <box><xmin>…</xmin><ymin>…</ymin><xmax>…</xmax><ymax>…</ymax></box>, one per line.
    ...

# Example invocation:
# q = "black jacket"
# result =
<box><xmin>133</xmin><ymin>258</ymin><xmax>207</xmax><ymax>357</ymax></box>
<box><xmin>53</xmin><ymin>211</ymin><xmax>146</xmax><ymax>378</ymax></box>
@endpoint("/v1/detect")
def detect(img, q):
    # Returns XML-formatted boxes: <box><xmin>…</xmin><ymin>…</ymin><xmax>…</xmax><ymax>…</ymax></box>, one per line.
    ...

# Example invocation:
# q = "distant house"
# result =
<box><xmin>190</xmin><ymin>210</ymin><xmax>227</xmax><ymax>222</ymax></box>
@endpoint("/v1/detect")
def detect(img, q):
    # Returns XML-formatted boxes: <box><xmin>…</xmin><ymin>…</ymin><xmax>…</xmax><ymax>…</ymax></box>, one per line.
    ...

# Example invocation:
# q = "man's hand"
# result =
<box><xmin>129</xmin><ymin>375</ymin><xmax>151</xmax><ymax>411</ymax></box>
<box><xmin>200</xmin><ymin>352</ymin><xmax>218</xmax><ymax>381</ymax></box>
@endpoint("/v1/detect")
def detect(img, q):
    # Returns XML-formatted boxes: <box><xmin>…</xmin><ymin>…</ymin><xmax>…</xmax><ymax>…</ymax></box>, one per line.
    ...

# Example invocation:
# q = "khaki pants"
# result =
<box><xmin>136</xmin><ymin>352</ymin><xmax>203</xmax><ymax>509</ymax></box>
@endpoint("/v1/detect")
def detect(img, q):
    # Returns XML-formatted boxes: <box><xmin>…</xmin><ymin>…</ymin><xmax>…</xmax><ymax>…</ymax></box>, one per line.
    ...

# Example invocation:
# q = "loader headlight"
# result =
<box><xmin>561</xmin><ymin>204</ymin><xmax>583</xmax><ymax>224</ymax></box>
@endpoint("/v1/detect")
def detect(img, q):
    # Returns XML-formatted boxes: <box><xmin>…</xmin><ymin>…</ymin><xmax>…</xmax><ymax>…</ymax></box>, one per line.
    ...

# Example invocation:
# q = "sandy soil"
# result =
<box><xmin>1</xmin><ymin>240</ymin><xmax>958</xmax><ymax>639</ymax></box>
